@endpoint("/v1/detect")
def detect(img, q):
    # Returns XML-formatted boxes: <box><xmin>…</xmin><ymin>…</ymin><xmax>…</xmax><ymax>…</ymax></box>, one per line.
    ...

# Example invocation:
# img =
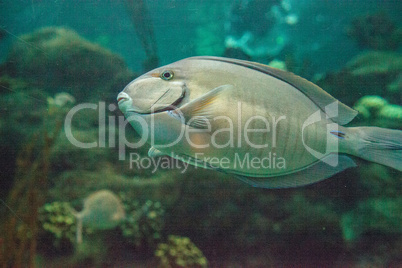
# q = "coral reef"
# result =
<box><xmin>4</xmin><ymin>27</ymin><xmax>134</xmax><ymax>101</ymax></box>
<box><xmin>154</xmin><ymin>235</ymin><xmax>208</xmax><ymax>268</ymax></box>
<box><xmin>0</xmin><ymin>14</ymin><xmax>400</xmax><ymax>267</ymax></box>
<box><xmin>347</xmin><ymin>12</ymin><xmax>402</xmax><ymax>50</ymax></box>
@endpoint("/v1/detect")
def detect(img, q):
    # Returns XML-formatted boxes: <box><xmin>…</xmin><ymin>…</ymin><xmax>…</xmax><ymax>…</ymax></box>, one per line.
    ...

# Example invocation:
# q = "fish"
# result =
<box><xmin>117</xmin><ymin>56</ymin><xmax>402</xmax><ymax>188</ymax></box>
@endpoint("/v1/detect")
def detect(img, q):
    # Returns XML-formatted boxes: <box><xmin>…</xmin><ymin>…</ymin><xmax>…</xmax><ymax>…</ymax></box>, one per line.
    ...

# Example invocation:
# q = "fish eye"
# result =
<box><xmin>160</xmin><ymin>70</ymin><xmax>174</xmax><ymax>81</ymax></box>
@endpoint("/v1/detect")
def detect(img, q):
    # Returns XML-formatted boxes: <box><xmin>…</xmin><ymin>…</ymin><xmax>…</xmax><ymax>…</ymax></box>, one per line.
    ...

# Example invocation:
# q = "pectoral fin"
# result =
<box><xmin>148</xmin><ymin>147</ymin><xmax>167</xmax><ymax>157</ymax></box>
<box><xmin>168</xmin><ymin>84</ymin><xmax>233</xmax><ymax>129</ymax></box>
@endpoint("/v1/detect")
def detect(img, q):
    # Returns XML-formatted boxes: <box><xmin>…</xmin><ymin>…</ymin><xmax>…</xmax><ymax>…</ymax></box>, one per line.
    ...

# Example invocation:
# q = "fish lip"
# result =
<box><xmin>117</xmin><ymin>92</ymin><xmax>130</xmax><ymax>105</ymax></box>
<box><xmin>117</xmin><ymin>97</ymin><xmax>127</xmax><ymax>104</ymax></box>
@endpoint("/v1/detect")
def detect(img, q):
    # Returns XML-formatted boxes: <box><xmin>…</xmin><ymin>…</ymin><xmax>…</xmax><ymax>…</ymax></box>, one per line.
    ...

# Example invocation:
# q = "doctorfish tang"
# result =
<box><xmin>117</xmin><ymin>56</ymin><xmax>402</xmax><ymax>188</ymax></box>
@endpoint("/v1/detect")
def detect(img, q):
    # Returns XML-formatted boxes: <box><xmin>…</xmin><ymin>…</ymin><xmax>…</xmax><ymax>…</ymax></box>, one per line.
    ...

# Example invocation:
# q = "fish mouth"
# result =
<box><xmin>117</xmin><ymin>96</ymin><xmax>127</xmax><ymax>103</ymax></box>
<box><xmin>117</xmin><ymin>92</ymin><xmax>130</xmax><ymax>105</ymax></box>
<box><xmin>117</xmin><ymin>90</ymin><xmax>185</xmax><ymax>114</ymax></box>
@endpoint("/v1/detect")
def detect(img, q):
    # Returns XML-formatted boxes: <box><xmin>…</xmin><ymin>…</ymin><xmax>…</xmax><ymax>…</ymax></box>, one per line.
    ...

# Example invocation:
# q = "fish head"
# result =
<box><xmin>117</xmin><ymin>64</ymin><xmax>188</xmax><ymax>115</ymax></box>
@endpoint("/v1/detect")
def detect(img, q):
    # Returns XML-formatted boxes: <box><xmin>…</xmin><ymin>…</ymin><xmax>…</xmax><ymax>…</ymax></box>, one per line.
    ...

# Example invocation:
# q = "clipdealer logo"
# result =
<box><xmin>63</xmin><ymin>100</ymin><xmax>341</xmax><ymax>170</ymax></box>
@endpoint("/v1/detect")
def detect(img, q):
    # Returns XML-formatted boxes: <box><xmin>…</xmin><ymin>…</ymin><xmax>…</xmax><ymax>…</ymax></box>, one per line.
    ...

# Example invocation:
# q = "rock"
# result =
<box><xmin>5</xmin><ymin>27</ymin><xmax>135</xmax><ymax>101</ymax></box>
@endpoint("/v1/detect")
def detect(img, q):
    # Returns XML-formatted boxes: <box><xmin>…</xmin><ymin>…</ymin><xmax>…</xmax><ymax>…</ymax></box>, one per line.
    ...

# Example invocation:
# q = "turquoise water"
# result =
<box><xmin>0</xmin><ymin>0</ymin><xmax>401</xmax><ymax>267</ymax></box>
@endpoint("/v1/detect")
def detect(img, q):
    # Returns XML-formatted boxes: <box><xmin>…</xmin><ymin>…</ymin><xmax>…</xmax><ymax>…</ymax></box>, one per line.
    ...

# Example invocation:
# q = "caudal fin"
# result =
<box><xmin>350</xmin><ymin>127</ymin><xmax>402</xmax><ymax>171</ymax></box>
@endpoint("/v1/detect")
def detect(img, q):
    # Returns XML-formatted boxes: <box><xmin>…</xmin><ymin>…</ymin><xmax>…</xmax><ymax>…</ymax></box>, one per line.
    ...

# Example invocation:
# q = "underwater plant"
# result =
<box><xmin>119</xmin><ymin>194</ymin><xmax>165</xmax><ymax>249</ymax></box>
<box><xmin>0</xmin><ymin>103</ymin><xmax>64</xmax><ymax>267</ymax></box>
<box><xmin>154</xmin><ymin>235</ymin><xmax>208</xmax><ymax>268</ymax></box>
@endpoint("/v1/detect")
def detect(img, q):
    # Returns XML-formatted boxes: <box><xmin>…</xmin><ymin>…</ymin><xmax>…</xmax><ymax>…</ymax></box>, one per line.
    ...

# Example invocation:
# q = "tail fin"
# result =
<box><xmin>349</xmin><ymin>127</ymin><xmax>402</xmax><ymax>171</ymax></box>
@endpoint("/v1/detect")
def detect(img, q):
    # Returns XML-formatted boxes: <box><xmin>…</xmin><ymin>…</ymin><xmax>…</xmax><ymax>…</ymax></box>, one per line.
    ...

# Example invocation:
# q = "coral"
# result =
<box><xmin>378</xmin><ymin>104</ymin><xmax>402</xmax><ymax>124</ymax></box>
<box><xmin>341</xmin><ymin>198</ymin><xmax>402</xmax><ymax>242</ymax></box>
<box><xmin>268</xmin><ymin>59</ymin><xmax>287</xmax><ymax>71</ymax></box>
<box><xmin>38</xmin><ymin>201</ymin><xmax>76</xmax><ymax>248</ymax></box>
<box><xmin>353</xmin><ymin>95</ymin><xmax>388</xmax><ymax>119</ymax></box>
<box><xmin>5</xmin><ymin>27</ymin><xmax>134</xmax><ymax>101</ymax></box>
<box><xmin>346</xmin><ymin>51</ymin><xmax>402</xmax><ymax>76</ymax></box>
<box><xmin>154</xmin><ymin>235</ymin><xmax>208</xmax><ymax>268</ymax></box>
<box><xmin>119</xmin><ymin>196</ymin><xmax>165</xmax><ymax>249</ymax></box>
<box><xmin>47</xmin><ymin>92</ymin><xmax>75</xmax><ymax>112</ymax></box>
<box><xmin>347</xmin><ymin>12</ymin><xmax>402</xmax><ymax>50</ymax></box>
<box><xmin>73</xmin><ymin>190</ymin><xmax>125</xmax><ymax>244</ymax></box>
<box><xmin>353</xmin><ymin>95</ymin><xmax>402</xmax><ymax>128</ymax></box>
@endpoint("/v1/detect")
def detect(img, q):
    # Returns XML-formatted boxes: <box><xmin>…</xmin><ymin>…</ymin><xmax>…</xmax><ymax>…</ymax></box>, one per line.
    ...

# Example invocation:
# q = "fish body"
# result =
<box><xmin>118</xmin><ymin>57</ymin><xmax>402</xmax><ymax>188</ymax></box>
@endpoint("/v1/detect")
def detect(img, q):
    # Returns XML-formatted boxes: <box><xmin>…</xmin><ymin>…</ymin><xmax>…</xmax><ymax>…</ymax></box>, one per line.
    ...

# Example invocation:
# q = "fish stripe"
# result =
<box><xmin>191</xmin><ymin>56</ymin><xmax>357</xmax><ymax>125</ymax></box>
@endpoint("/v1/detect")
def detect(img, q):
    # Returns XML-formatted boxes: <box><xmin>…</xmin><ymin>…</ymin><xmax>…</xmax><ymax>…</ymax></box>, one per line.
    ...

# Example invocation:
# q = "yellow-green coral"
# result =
<box><xmin>353</xmin><ymin>95</ymin><xmax>388</xmax><ymax>119</ymax></box>
<box><xmin>119</xmin><ymin>195</ymin><xmax>164</xmax><ymax>248</ymax></box>
<box><xmin>353</xmin><ymin>95</ymin><xmax>402</xmax><ymax>127</ymax></box>
<box><xmin>38</xmin><ymin>201</ymin><xmax>76</xmax><ymax>247</ymax></box>
<box><xmin>154</xmin><ymin>235</ymin><xmax>208</xmax><ymax>268</ymax></box>
<box><xmin>268</xmin><ymin>59</ymin><xmax>287</xmax><ymax>71</ymax></box>
<box><xmin>378</xmin><ymin>104</ymin><xmax>402</xmax><ymax>119</ymax></box>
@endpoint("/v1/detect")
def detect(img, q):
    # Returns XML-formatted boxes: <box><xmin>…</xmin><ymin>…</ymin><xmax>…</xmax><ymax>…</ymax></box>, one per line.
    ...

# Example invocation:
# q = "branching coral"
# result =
<box><xmin>154</xmin><ymin>235</ymin><xmax>208</xmax><ymax>268</ymax></box>
<box><xmin>119</xmin><ymin>195</ymin><xmax>164</xmax><ymax>249</ymax></box>
<box><xmin>38</xmin><ymin>201</ymin><xmax>76</xmax><ymax>248</ymax></box>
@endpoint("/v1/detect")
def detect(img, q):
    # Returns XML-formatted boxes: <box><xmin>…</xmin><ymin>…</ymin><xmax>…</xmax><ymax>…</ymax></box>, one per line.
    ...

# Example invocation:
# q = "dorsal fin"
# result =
<box><xmin>190</xmin><ymin>56</ymin><xmax>358</xmax><ymax>125</ymax></box>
